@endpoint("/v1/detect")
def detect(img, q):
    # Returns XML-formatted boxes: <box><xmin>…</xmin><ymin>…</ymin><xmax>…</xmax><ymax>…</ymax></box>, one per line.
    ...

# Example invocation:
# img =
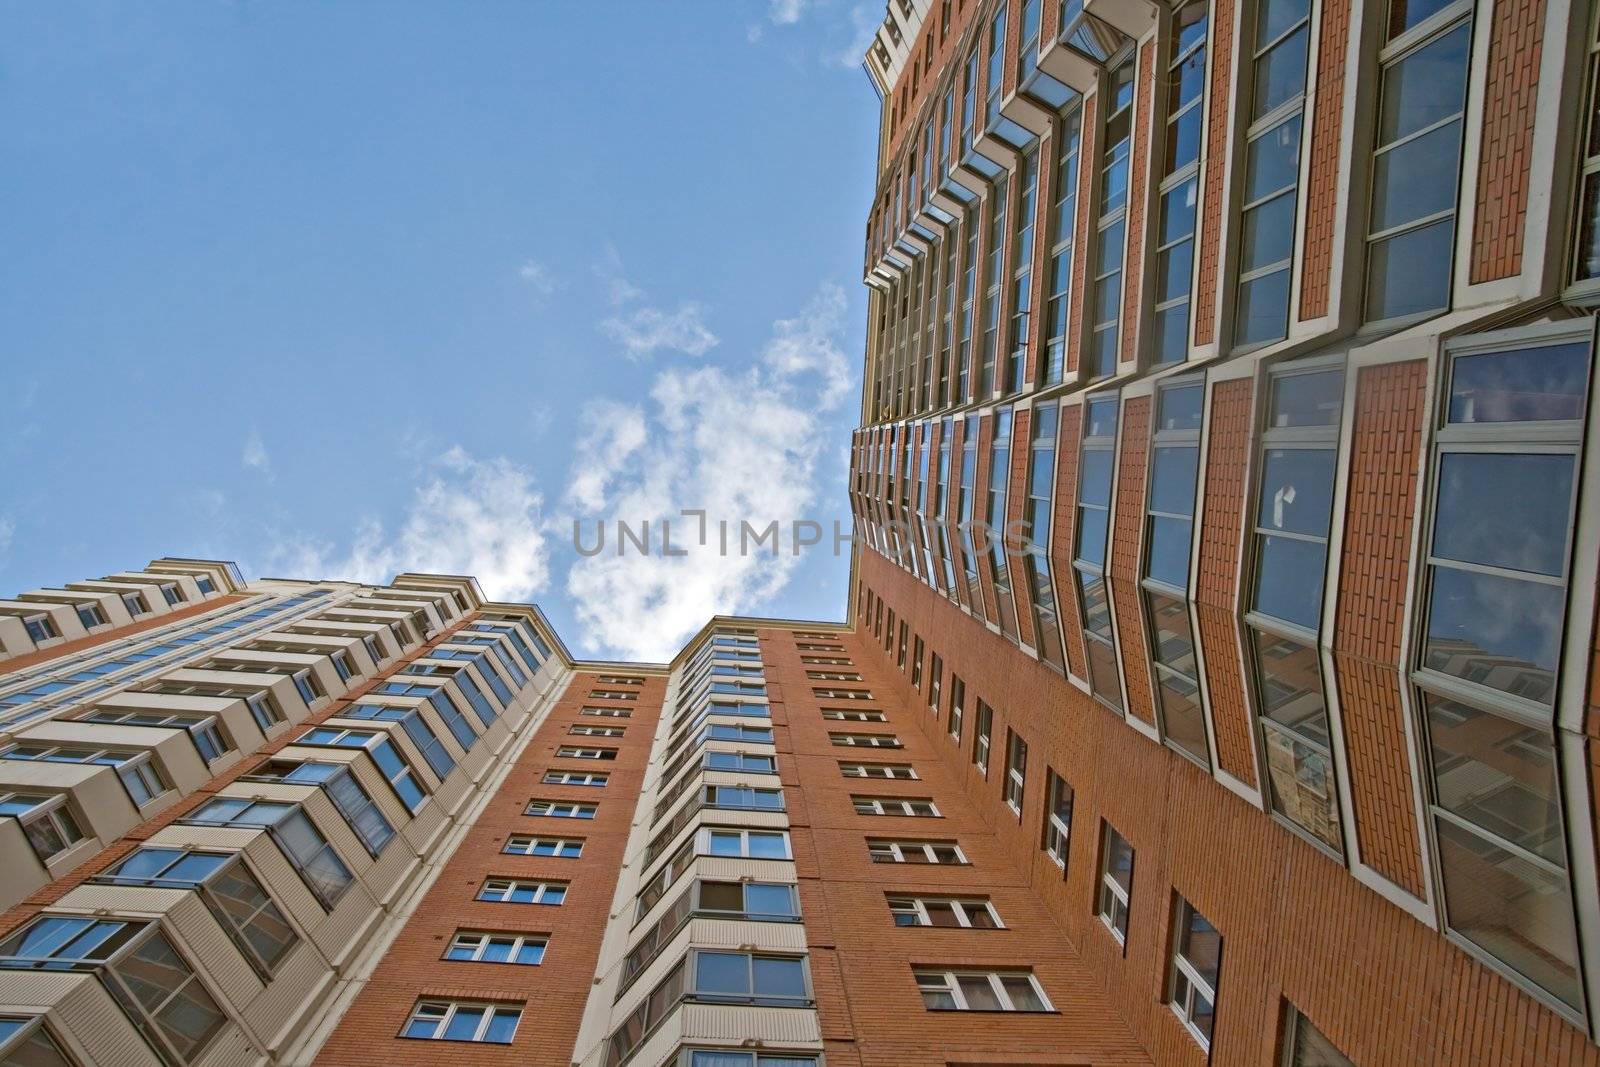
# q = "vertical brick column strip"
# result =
<box><xmin>1110</xmin><ymin>397</ymin><xmax>1157</xmax><ymax>724</ymax></box>
<box><xmin>1194</xmin><ymin>379</ymin><xmax>1259</xmax><ymax>788</ymax></box>
<box><xmin>1331</xmin><ymin>359</ymin><xmax>1428</xmax><ymax>897</ymax></box>
<box><xmin>1298</xmin><ymin>0</ymin><xmax>1353</xmax><ymax>321</ymax></box>
<box><xmin>1008</xmin><ymin>406</ymin><xmax>1039</xmax><ymax>650</ymax></box>
<box><xmin>972</xmin><ymin>413</ymin><xmax>1001</xmax><ymax>629</ymax></box>
<box><xmin>1192</xmin><ymin>0</ymin><xmax>1237</xmax><ymax>347</ymax></box>
<box><xmin>1052</xmin><ymin>404</ymin><xmax>1090</xmax><ymax>678</ymax></box>
<box><xmin>1469</xmin><ymin>0</ymin><xmax>1547</xmax><ymax>282</ymax></box>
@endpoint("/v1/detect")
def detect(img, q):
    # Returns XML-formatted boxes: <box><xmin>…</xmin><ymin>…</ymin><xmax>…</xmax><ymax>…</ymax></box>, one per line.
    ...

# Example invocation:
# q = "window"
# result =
<box><xmin>822</xmin><ymin>708</ymin><xmax>886</xmax><ymax>722</ymax></box>
<box><xmin>682</xmin><ymin>1052</ymin><xmax>818</xmax><ymax>1067</ymax></box>
<box><xmin>1169</xmin><ymin>898</ymin><xmax>1221</xmax><ymax>1048</ymax></box>
<box><xmin>1413</xmin><ymin>328</ymin><xmax>1592</xmax><ymax>1014</ymax></box>
<box><xmin>402</xmin><ymin>1000</ymin><xmax>520</xmax><ymax>1044</ymax></box>
<box><xmin>868</xmin><ymin>839</ymin><xmax>966</xmax><ymax>864</ymax></box>
<box><xmin>1098</xmin><ymin>823</ymin><xmax>1134</xmax><ymax>944</ymax></box>
<box><xmin>948</xmin><ymin>674</ymin><xmax>964</xmax><ymax>740</ymax></box>
<box><xmin>186</xmin><ymin>798</ymin><xmax>352</xmax><ymax>908</ymax></box>
<box><xmin>590</xmin><ymin>690</ymin><xmax>637</xmax><ymax>701</ymax></box>
<box><xmin>1091</xmin><ymin>57</ymin><xmax>1136</xmax><ymax>377</ymax></box>
<box><xmin>556</xmin><ymin>746</ymin><xmax>617</xmax><ymax>760</ymax></box>
<box><xmin>1279</xmin><ymin>1003</ymin><xmax>1354</xmax><ymax>1066</ymax></box>
<box><xmin>1574</xmin><ymin>9</ymin><xmax>1600</xmax><ymax>286</ymax></box>
<box><xmin>1004</xmin><ymin>729</ymin><xmax>1027</xmax><ymax>814</ymax></box>
<box><xmin>1153</xmin><ymin>2</ymin><xmax>1207</xmax><ymax>363</ymax></box>
<box><xmin>582</xmin><ymin>706</ymin><xmax>632</xmax><ymax>718</ymax></box>
<box><xmin>984</xmin><ymin>410</ymin><xmax>1019</xmax><ymax>638</ymax></box>
<box><xmin>330</xmin><ymin>650</ymin><xmax>353</xmax><ymax>682</ymax></box>
<box><xmin>1076</xmin><ymin>396</ymin><xmax>1123</xmax><ymax>706</ymax></box>
<box><xmin>957</xmin><ymin>415</ymin><xmax>986</xmax><ymax>610</ymax></box>
<box><xmin>1364</xmin><ymin>0</ymin><xmax>1472</xmax><ymax>321</ymax></box>
<box><xmin>915</xmin><ymin>969</ymin><xmax>1051</xmax><ymax>1012</ymax></box>
<box><xmin>292</xmin><ymin>668</ymin><xmax>323</xmax><ymax>706</ymax></box>
<box><xmin>76</xmin><ymin>603</ymin><xmax>106</xmax><ymax>629</ymax></box>
<box><xmin>703</xmin><ymin>784</ymin><xmax>784</xmax><ymax>811</ymax></box>
<box><xmin>123</xmin><ymin>591</ymin><xmax>149</xmax><ymax>616</ymax></box>
<box><xmin>1236</xmin><ymin>0</ymin><xmax>1311</xmax><ymax>345</ymax></box>
<box><xmin>80</xmin><ymin>709</ymin><xmax>233</xmax><ymax>763</ymax></box>
<box><xmin>3</xmin><ymin>743</ymin><xmax>169</xmax><ymax>808</ymax></box>
<box><xmin>525</xmin><ymin>799</ymin><xmax>596</xmax><ymax>818</ymax></box>
<box><xmin>0</xmin><ymin>792</ymin><xmax>83</xmax><ymax>863</ymax></box>
<box><xmin>1007</xmin><ymin>148</ymin><xmax>1038</xmax><ymax>392</ymax></box>
<box><xmin>504</xmin><ymin>835</ymin><xmax>582</xmax><ymax>858</ymax></box>
<box><xmin>0</xmin><ymin>917</ymin><xmax>227</xmax><ymax>1065</ymax></box>
<box><xmin>445</xmin><ymin>932</ymin><xmax>546</xmax><ymax>965</ymax></box>
<box><xmin>1023</xmin><ymin>402</ymin><xmax>1065</xmax><ymax>671</ymax></box>
<box><xmin>911</xmin><ymin>636</ymin><xmax>925</xmax><ymax>688</ymax></box>
<box><xmin>21</xmin><ymin>614</ymin><xmax>57</xmax><ymax>643</ymax></box>
<box><xmin>319</xmin><ymin>768</ymin><xmax>394</xmax><ymax>856</ymax></box>
<box><xmin>693</xmin><ymin>950</ymin><xmax>810</xmax><ymax>1006</ymax></box>
<box><xmin>888</xmin><ymin>895</ymin><xmax>1001</xmax><ymax>928</ymax></box>
<box><xmin>841</xmin><ymin>762</ymin><xmax>918</xmax><ymax>779</ymax></box>
<box><xmin>99</xmin><ymin>848</ymin><xmax>297</xmax><ymax>976</ymax></box>
<box><xmin>246</xmin><ymin>692</ymin><xmax>282</xmax><ymax>732</ymax></box>
<box><xmin>1247</xmin><ymin>362</ymin><xmax>1344</xmax><ymax>851</ymax></box>
<box><xmin>1043</xmin><ymin>769</ymin><xmax>1073</xmax><ymax>869</ymax></box>
<box><xmin>853</xmin><ymin>796</ymin><xmax>939</xmax><ymax>817</ymax></box>
<box><xmin>0</xmin><ymin>1017</ymin><xmax>73</xmax><ymax>1066</ymax></box>
<box><xmin>1044</xmin><ymin>109</ymin><xmax>1084</xmax><ymax>383</ymax></box>
<box><xmin>972</xmin><ymin>700</ymin><xmax>993</xmax><ymax>774</ymax></box>
<box><xmin>478</xmin><ymin>878</ymin><xmax>566</xmax><ymax>905</ymax></box>
<box><xmin>928</xmin><ymin>653</ymin><xmax>943</xmax><ymax>713</ymax></box>
<box><xmin>1144</xmin><ymin>381</ymin><xmax>1209</xmax><ymax>764</ymax></box>
<box><xmin>543</xmin><ymin>770</ymin><xmax>607</xmax><ymax>787</ymax></box>
<box><xmin>571</xmin><ymin>723</ymin><xmax>625</xmax><ymax>737</ymax></box>
<box><xmin>830</xmin><ymin>732</ymin><xmax>902</xmax><ymax>748</ymax></box>
<box><xmin>704</xmin><ymin>827</ymin><xmax>791</xmax><ymax>860</ymax></box>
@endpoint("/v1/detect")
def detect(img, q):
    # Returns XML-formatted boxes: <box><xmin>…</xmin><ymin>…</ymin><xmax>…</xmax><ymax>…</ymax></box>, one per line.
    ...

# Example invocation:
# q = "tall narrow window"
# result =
<box><xmin>1144</xmin><ymin>381</ymin><xmax>1209</xmax><ymax>764</ymax></box>
<box><xmin>1075</xmin><ymin>396</ymin><xmax>1124</xmax><ymax>708</ymax></box>
<box><xmin>973</xmin><ymin>700</ymin><xmax>993</xmax><ymax>774</ymax></box>
<box><xmin>1152</xmin><ymin>2</ymin><xmax>1207</xmax><ymax>364</ymax></box>
<box><xmin>961</xmin><ymin>48</ymin><xmax>980</xmax><ymax>156</ymax></box>
<box><xmin>1414</xmin><ymin>327</ymin><xmax>1592</xmax><ymax>1015</ymax></box>
<box><xmin>1018</xmin><ymin>0</ymin><xmax>1042</xmax><ymax>81</ymax></box>
<box><xmin>936</xmin><ymin>418</ymin><xmax>957</xmax><ymax>592</ymax></box>
<box><xmin>1007</xmin><ymin>148</ymin><xmax>1039</xmax><ymax>392</ymax></box>
<box><xmin>1236</xmin><ymin>0</ymin><xmax>1310</xmax><ymax>346</ymax></box>
<box><xmin>957</xmin><ymin>416</ymin><xmax>986</xmax><ymax>613</ymax></box>
<box><xmin>980</xmin><ymin>174</ymin><xmax>1011</xmax><ymax>397</ymax></box>
<box><xmin>985</xmin><ymin>410</ymin><xmax>1019</xmax><ymax>639</ymax></box>
<box><xmin>1004</xmin><ymin>730</ymin><xmax>1028</xmax><ymax>815</ymax></box>
<box><xmin>1169</xmin><ymin>898</ymin><xmax>1221</xmax><ymax>1048</ymax></box>
<box><xmin>1044</xmin><ymin>109</ymin><xmax>1083</xmax><ymax>384</ymax></box>
<box><xmin>1091</xmin><ymin>57</ymin><xmax>1136</xmax><ymax>377</ymax></box>
<box><xmin>1023</xmin><ymin>402</ymin><xmax>1065</xmax><ymax>671</ymax></box>
<box><xmin>1573</xmin><ymin>10</ymin><xmax>1600</xmax><ymax>286</ymax></box>
<box><xmin>949</xmin><ymin>674</ymin><xmax>966</xmax><ymax>741</ymax></box>
<box><xmin>1246</xmin><ymin>362</ymin><xmax>1344</xmax><ymax>851</ymax></box>
<box><xmin>1364</xmin><ymin>0</ymin><xmax>1472</xmax><ymax>322</ymax></box>
<box><xmin>960</xmin><ymin>212</ymin><xmax>979</xmax><ymax>400</ymax></box>
<box><xmin>1042</xmin><ymin>769</ymin><xmax>1073</xmax><ymax>868</ymax></box>
<box><xmin>984</xmin><ymin>7</ymin><xmax>1008</xmax><ymax>130</ymax></box>
<box><xmin>1097</xmin><ymin>823</ymin><xmax>1134</xmax><ymax>943</ymax></box>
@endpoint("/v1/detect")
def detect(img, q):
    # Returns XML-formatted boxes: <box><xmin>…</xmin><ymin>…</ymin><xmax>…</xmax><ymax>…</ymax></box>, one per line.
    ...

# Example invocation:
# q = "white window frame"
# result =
<box><xmin>852</xmin><ymin>796</ymin><xmax>939</xmax><ymax>817</ymax></box>
<box><xmin>542</xmin><ymin>770</ymin><xmax>607</xmax><ymax>787</ymax></box>
<box><xmin>402</xmin><ymin>1000</ymin><xmax>521</xmax><ymax>1043</ymax></box>
<box><xmin>525</xmin><ymin>800</ymin><xmax>597</xmax><ymax>818</ymax></box>
<box><xmin>830</xmin><ymin>733</ymin><xmax>903</xmax><ymax>748</ymax></box>
<box><xmin>555</xmin><ymin>746</ymin><xmax>616</xmax><ymax>760</ymax></box>
<box><xmin>1169</xmin><ymin>898</ymin><xmax>1220</xmax><ymax>1050</ymax></box>
<box><xmin>445</xmin><ymin>932</ymin><xmax>547</xmax><ymax>965</ymax></box>
<box><xmin>503</xmin><ymin>835</ymin><xmax>583</xmax><ymax>858</ymax></box>
<box><xmin>841</xmin><ymin>762</ymin><xmax>919</xmax><ymax>779</ymax></box>
<box><xmin>1043</xmin><ymin>770</ymin><xmax>1073</xmax><ymax>868</ymax></box>
<box><xmin>478</xmin><ymin>878</ymin><xmax>566</xmax><ymax>905</ymax></box>
<box><xmin>868</xmin><ymin>839</ymin><xmax>967</xmax><ymax>864</ymax></box>
<box><xmin>1098</xmin><ymin>823</ymin><xmax>1133</xmax><ymax>944</ymax></box>
<box><xmin>913</xmin><ymin>969</ymin><xmax>1053</xmax><ymax>1011</ymax></box>
<box><xmin>1005</xmin><ymin>729</ymin><xmax>1027</xmax><ymax>815</ymax></box>
<box><xmin>888</xmin><ymin>895</ymin><xmax>1003</xmax><ymax>928</ymax></box>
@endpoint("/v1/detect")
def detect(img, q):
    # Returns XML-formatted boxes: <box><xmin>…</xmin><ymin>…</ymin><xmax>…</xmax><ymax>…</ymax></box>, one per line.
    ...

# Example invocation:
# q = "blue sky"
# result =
<box><xmin>1</xmin><ymin>1</ymin><xmax>883</xmax><ymax>660</ymax></box>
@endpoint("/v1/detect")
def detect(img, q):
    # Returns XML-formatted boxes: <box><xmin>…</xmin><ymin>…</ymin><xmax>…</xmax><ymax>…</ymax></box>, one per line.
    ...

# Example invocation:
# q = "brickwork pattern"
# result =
<box><xmin>1194</xmin><ymin>379</ymin><xmax>1258</xmax><ymax>788</ymax></box>
<box><xmin>1299</xmin><ymin>0</ymin><xmax>1352</xmax><ymax>321</ymax></box>
<box><xmin>1119</xmin><ymin>40</ymin><xmax>1158</xmax><ymax>365</ymax></box>
<box><xmin>1007</xmin><ymin>405</ymin><xmax>1039</xmax><ymax>651</ymax></box>
<box><xmin>1067</xmin><ymin>93</ymin><xmax>1099</xmax><ymax>376</ymax></box>
<box><xmin>1470</xmin><ymin>0</ymin><xmax>1547</xmax><ymax>282</ymax></box>
<box><xmin>1331</xmin><ymin>359</ymin><xmax>1428</xmax><ymax>897</ymax></box>
<box><xmin>1051</xmin><ymin>403</ymin><xmax>1089</xmax><ymax>679</ymax></box>
<box><xmin>1192</xmin><ymin>0</ymin><xmax>1237</xmax><ymax>347</ymax></box>
<box><xmin>1109</xmin><ymin>397</ymin><xmax>1156</xmax><ymax>725</ymax></box>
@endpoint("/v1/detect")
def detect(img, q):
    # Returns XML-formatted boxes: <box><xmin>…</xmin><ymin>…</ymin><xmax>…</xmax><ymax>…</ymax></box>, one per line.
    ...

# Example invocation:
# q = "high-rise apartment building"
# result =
<box><xmin>2</xmin><ymin>2</ymin><xmax>1599</xmax><ymax>1065</ymax></box>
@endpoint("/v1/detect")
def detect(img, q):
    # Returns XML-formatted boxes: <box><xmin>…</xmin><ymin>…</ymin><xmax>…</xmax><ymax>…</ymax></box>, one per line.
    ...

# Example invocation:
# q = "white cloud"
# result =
<box><xmin>600</xmin><ymin>303</ymin><xmax>719</xmax><ymax>360</ymax></box>
<box><xmin>769</xmin><ymin>0</ymin><xmax>806</xmax><ymax>24</ymax></box>
<box><xmin>242</xmin><ymin>430</ymin><xmax>272</xmax><ymax>479</ymax></box>
<box><xmin>593</xmin><ymin>247</ymin><xmax>717</xmax><ymax>360</ymax></box>
<box><xmin>268</xmin><ymin>448</ymin><xmax>550</xmax><ymax>602</ymax></box>
<box><xmin>518</xmin><ymin>259</ymin><xmax>561</xmax><ymax>301</ymax></box>
<box><xmin>562</xmin><ymin>282</ymin><xmax>852</xmax><ymax>660</ymax></box>
<box><xmin>834</xmin><ymin>2</ymin><xmax>879</xmax><ymax>67</ymax></box>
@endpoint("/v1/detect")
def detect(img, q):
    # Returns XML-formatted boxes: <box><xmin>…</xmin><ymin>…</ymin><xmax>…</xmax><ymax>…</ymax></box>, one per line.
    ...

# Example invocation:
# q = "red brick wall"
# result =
<box><xmin>1299</xmin><ymin>0</ymin><xmax>1352</xmax><ymax>321</ymax></box>
<box><xmin>1052</xmin><ymin>403</ymin><xmax>1090</xmax><ymax>678</ymax></box>
<box><xmin>856</xmin><ymin>551</ymin><xmax>1600</xmax><ymax>1066</ymax></box>
<box><xmin>1195</xmin><ymin>380</ymin><xmax>1258</xmax><ymax>789</ymax></box>
<box><xmin>1470</xmin><ymin>0</ymin><xmax>1548</xmax><ymax>282</ymax></box>
<box><xmin>1109</xmin><ymin>397</ymin><xmax>1156</xmax><ymax>725</ymax></box>
<box><xmin>317</xmin><ymin>674</ymin><xmax>664</xmax><ymax>1066</ymax></box>
<box><xmin>1192</xmin><ymin>0</ymin><xmax>1236</xmax><ymax>348</ymax></box>
<box><xmin>1008</xmin><ymin>405</ymin><xmax>1040</xmax><ymax>650</ymax></box>
<box><xmin>1331</xmin><ymin>360</ymin><xmax>1427</xmax><ymax>897</ymax></box>
<box><xmin>973</xmin><ymin>413</ymin><xmax>1001</xmax><ymax>628</ymax></box>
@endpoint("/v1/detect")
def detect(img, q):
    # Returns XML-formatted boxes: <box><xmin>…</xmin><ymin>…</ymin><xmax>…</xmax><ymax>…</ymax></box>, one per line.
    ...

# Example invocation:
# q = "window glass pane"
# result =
<box><xmin>1423</xmin><ymin>568</ymin><xmax>1563</xmax><ymax>704</ymax></box>
<box><xmin>442</xmin><ymin>1006</ymin><xmax>484</xmax><ymax>1041</ymax></box>
<box><xmin>1245</xmin><ymin>115</ymin><xmax>1302</xmax><ymax>201</ymax></box>
<box><xmin>483</xmin><ymin>1008</ymin><xmax>519</xmax><ymax>1043</ymax></box>
<box><xmin>1236</xmin><ymin>269</ymin><xmax>1292</xmax><ymax>346</ymax></box>
<box><xmin>1259</xmin><ymin>0</ymin><xmax>1310</xmax><ymax>50</ymax></box>
<box><xmin>924</xmin><ymin>901</ymin><xmax>960</xmax><ymax>927</ymax></box>
<box><xmin>1262</xmin><ymin>728</ymin><xmax>1341</xmax><ymax>847</ymax></box>
<box><xmin>1389</xmin><ymin>0</ymin><xmax>1457</xmax><ymax>38</ymax></box>
<box><xmin>1150</xmin><ymin>447</ymin><xmax>1198</xmax><ymax>516</ymax></box>
<box><xmin>1079</xmin><ymin>450</ymin><xmax>1114</xmax><ymax>507</ymax></box>
<box><xmin>1158</xmin><ymin>182</ymin><xmax>1197</xmax><ymax>245</ymax></box>
<box><xmin>1077</xmin><ymin>508</ymin><xmax>1109</xmax><ymax>568</ymax></box>
<box><xmin>1147</xmin><ymin>516</ymin><xmax>1194</xmax><ymax>588</ymax></box>
<box><xmin>1158</xmin><ymin>385</ymin><xmax>1204</xmax><ymax>431</ymax></box>
<box><xmin>1254</xmin><ymin>535</ymin><xmax>1327</xmax><ymax>629</ymax></box>
<box><xmin>752</xmin><ymin>957</ymin><xmax>805</xmax><ymax>998</ymax></box>
<box><xmin>1367</xmin><ymin>216</ymin><xmax>1454</xmax><ymax>321</ymax></box>
<box><xmin>699</xmin><ymin>882</ymin><xmax>743</xmax><ymax>912</ymax></box>
<box><xmin>1257</xmin><ymin>449</ymin><xmax>1335</xmax><ymax>536</ymax></box>
<box><xmin>1426</xmin><ymin>697</ymin><xmax>1562</xmax><ymax>863</ymax></box>
<box><xmin>1254</xmin><ymin>27</ymin><xmax>1309</xmax><ymax>116</ymax></box>
<box><xmin>1447</xmin><ymin>343</ymin><xmax>1590</xmax><ymax>424</ymax></box>
<box><xmin>1158</xmin><ymin>672</ymin><xmax>1208</xmax><ymax>762</ymax></box>
<box><xmin>747</xmin><ymin>832</ymin><xmax>788</xmax><ymax>859</ymax></box>
<box><xmin>1372</xmin><ymin>121</ymin><xmax>1462</xmax><ymax>234</ymax></box>
<box><xmin>958</xmin><ymin>974</ymin><xmax>1003</xmax><ymax>1010</ymax></box>
<box><xmin>1436</xmin><ymin>817</ymin><xmax>1582</xmax><ymax>1010</ymax></box>
<box><xmin>1379</xmin><ymin>24</ymin><xmax>1470</xmax><ymax>143</ymax></box>
<box><xmin>1432</xmin><ymin>453</ymin><xmax>1573</xmax><ymax>576</ymax></box>
<box><xmin>1269</xmin><ymin>369</ymin><xmax>1342</xmax><ymax>427</ymax></box>
<box><xmin>1253</xmin><ymin>631</ymin><xmax>1328</xmax><ymax>745</ymax></box>
<box><xmin>1001</xmin><ymin>974</ymin><xmax>1046</xmax><ymax>1011</ymax></box>
<box><xmin>695</xmin><ymin>952</ymin><xmax>748</xmax><ymax>996</ymax></box>
<box><xmin>1241</xmin><ymin>191</ymin><xmax>1296</xmax><ymax>271</ymax></box>
<box><xmin>1148</xmin><ymin>592</ymin><xmax>1196</xmax><ymax>672</ymax></box>
<box><xmin>744</xmin><ymin>884</ymin><xmax>795</xmax><ymax>917</ymax></box>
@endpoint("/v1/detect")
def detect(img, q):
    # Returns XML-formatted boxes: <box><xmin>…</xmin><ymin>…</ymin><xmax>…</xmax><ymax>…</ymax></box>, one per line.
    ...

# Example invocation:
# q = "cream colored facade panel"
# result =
<box><xmin>0</xmin><ymin>818</ymin><xmax>51</xmax><ymax>907</ymax></box>
<box><xmin>243</xmin><ymin>942</ymin><xmax>335</xmax><ymax>1053</ymax></box>
<box><xmin>189</xmin><ymin>1023</ymin><xmax>264</xmax><ymax>1067</ymax></box>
